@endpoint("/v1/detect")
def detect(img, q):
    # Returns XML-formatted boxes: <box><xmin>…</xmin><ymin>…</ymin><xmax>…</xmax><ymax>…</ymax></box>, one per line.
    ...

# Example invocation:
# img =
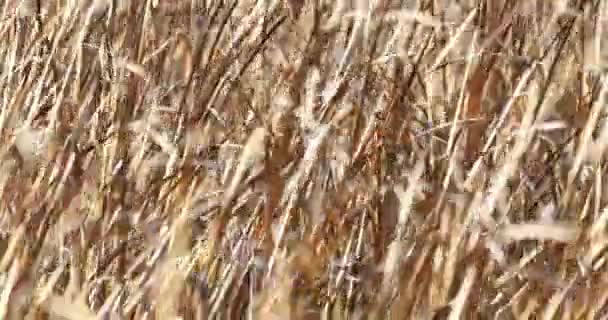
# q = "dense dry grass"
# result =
<box><xmin>0</xmin><ymin>0</ymin><xmax>607</xmax><ymax>318</ymax></box>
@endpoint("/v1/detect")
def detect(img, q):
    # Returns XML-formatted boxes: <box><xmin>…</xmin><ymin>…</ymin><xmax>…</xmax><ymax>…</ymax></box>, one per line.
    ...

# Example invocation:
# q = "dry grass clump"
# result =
<box><xmin>1</xmin><ymin>0</ymin><xmax>608</xmax><ymax>318</ymax></box>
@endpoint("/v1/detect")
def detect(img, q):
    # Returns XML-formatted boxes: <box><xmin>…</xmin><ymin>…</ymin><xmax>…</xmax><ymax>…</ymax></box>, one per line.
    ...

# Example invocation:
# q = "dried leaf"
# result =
<box><xmin>121</xmin><ymin>61</ymin><xmax>147</xmax><ymax>79</ymax></box>
<box><xmin>497</xmin><ymin>222</ymin><xmax>581</xmax><ymax>244</ymax></box>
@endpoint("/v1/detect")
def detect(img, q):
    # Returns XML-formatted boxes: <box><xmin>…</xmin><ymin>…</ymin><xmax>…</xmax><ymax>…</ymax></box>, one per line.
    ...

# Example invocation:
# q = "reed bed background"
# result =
<box><xmin>0</xmin><ymin>0</ymin><xmax>607</xmax><ymax>318</ymax></box>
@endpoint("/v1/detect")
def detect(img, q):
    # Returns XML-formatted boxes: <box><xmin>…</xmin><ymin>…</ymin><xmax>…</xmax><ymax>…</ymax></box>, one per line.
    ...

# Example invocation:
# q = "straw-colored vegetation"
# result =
<box><xmin>0</xmin><ymin>0</ymin><xmax>607</xmax><ymax>318</ymax></box>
